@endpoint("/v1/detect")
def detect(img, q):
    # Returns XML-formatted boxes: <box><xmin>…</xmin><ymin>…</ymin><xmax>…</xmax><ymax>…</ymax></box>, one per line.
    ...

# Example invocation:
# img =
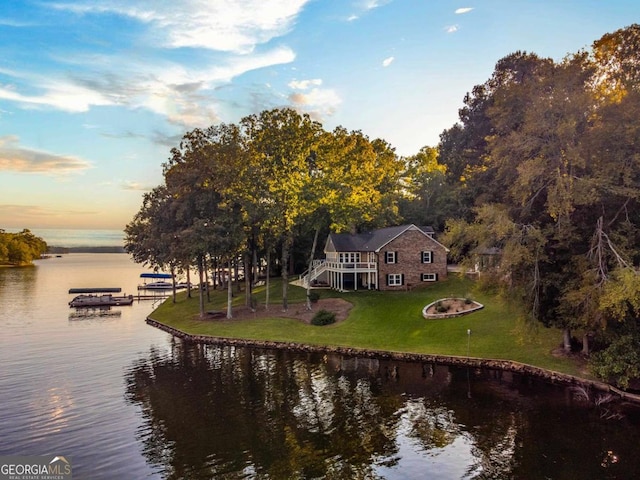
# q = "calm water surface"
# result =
<box><xmin>5</xmin><ymin>228</ymin><xmax>125</xmax><ymax>247</ymax></box>
<box><xmin>1</xmin><ymin>254</ymin><xmax>640</xmax><ymax>479</ymax></box>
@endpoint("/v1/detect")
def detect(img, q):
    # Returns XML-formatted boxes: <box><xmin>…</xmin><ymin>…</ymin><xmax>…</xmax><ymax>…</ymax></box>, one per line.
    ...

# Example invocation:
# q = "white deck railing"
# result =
<box><xmin>299</xmin><ymin>259</ymin><xmax>378</xmax><ymax>288</ymax></box>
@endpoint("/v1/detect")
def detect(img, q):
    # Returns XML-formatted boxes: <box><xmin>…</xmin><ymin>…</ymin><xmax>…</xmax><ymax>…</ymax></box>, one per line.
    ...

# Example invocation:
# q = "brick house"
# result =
<box><xmin>302</xmin><ymin>224</ymin><xmax>448</xmax><ymax>291</ymax></box>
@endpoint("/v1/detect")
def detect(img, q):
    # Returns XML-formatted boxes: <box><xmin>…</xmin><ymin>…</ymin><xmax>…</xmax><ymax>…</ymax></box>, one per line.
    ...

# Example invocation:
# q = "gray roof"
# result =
<box><xmin>328</xmin><ymin>224</ymin><xmax>436</xmax><ymax>252</ymax></box>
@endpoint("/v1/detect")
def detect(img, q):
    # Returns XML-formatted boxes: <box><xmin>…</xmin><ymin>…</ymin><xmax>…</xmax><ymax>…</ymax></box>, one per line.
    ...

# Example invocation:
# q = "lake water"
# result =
<box><xmin>5</xmin><ymin>228</ymin><xmax>125</xmax><ymax>247</ymax></box>
<box><xmin>1</xmin><ymin>253</ymin><xmax>640</xmax><ymax>479</ymax></box>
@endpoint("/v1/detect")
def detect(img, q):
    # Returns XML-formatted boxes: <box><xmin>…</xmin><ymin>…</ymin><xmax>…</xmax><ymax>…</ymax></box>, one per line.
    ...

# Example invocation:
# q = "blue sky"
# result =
<box><xmin>1</xmin><ymin>0</ymin><xmax>638</xmax><ymax>230</ymax></box>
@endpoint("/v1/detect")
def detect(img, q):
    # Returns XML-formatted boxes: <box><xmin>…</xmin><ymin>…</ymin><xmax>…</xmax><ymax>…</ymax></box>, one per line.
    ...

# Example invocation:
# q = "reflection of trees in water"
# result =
<box><xmin>124</xmin><ymin>340</ymin><xmax>640</xmax><ymax>479</ymax></box>
<box><xmin>401</xmin><ymin>400</ymin><xmax>459</xmax><ymax>450</ymax></box>
<box><xmin>0</xmin><ymin>265</ymin><xmax>38</xmax><ymax>307</ymax></box>
<box><xmin>125</xmin><ymin>340</ymin><xmax>403</xmax><ymax>478</ymax></box>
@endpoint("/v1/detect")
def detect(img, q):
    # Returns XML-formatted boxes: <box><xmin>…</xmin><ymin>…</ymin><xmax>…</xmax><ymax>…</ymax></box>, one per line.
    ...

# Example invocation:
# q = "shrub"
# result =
<box><xmin>591</xmin><ymin>334</ymin><xmax>640</xmax><ymax>389</ymax></box>
<box><xmin>311</xmin><ymin>309</ymin><xmax>336</xmax><ymax>326</ymax></box>
<box><xmin>308</xmin><ymin>290</ymin><xmax>320</xmax><ymax>304</ymax></box>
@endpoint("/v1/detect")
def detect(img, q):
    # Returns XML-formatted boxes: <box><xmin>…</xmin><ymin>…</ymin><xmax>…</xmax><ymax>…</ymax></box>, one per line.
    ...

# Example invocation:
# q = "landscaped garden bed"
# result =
<box><xmin>422</xmin><ymin>297</ymin><xmax>484</xmax><ymax>319</ymax></box>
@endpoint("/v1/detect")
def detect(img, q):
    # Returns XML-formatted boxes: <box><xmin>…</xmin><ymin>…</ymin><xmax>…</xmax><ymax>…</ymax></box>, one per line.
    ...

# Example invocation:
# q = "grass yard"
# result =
<box><xmin>150</xmin><ymin>276</ymin><xmax>587</xmax><ymax>377</ymax></box>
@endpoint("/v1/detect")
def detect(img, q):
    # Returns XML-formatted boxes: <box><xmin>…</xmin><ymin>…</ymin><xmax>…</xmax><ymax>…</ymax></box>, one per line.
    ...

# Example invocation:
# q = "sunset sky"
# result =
<box><xmin>1</xmin><ymin>0</ymin><xmax>638</xmax><ymax>230</ymax></box>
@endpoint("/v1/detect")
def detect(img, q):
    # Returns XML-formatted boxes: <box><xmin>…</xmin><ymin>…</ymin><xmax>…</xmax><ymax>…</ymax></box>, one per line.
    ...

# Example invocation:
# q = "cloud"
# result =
<box><xmin>446</xmin><ymin>25</ymin><xmax>459</xmax><ymax>33</ymax></box>
<box><xmin>288</xmin><ymin>79</ymin><xmax>323</xmax><ymax>90</ymax></box>
<box><xmin>455</xmin><ymin>7</ymin><xmax>474</xmax><ymax>14</ymax></box>
<box><xmin>0</xmin><ymin>204</ymin><xmax>101</xmax><ymax>227</ymax></box>
<box><xmin>359</xmin><ymin>0</ymin><xmax>392</xmax><ymax>12</ymax></box>
<box><xmin>121</xmin><ymin>181</ymin><xmax>152</xmax><ymax>191</ymax></box>
<box><xmin>151</xmin><ymin>131</ymin><xmax>184</xmax><ymax>148</ymax></box>
<box><xmin>347</xmin><ymin>0</ymin><xmax>392</xmax><ymax>21</ymax></box>
<box><xmin>286</xmin><ymin>77</ymin><xmax>340</xmax><ymax>120</ymax></box>
<box><xmin>100</xmin><ymin>130</ymin><xmax>146</xmax><ymax>140</ymax></box>
<box><xmin>1</xmin><ymin>45</ymin><xmax>295</xmax><ymax>128</ymax></box>
<box><xmin>0</xmin><ymin>135</ymin><xmax>91</xmax><ymax>174</ymax></box>
<box><xmin>382</xmin><ymin>56</ymin><xmax>394</xmax><ymax>67</ymax></box>
<box><xmin>289</xmin><ymin>87</ymin><xmax>341</xmax><ymax>120</ymax></box>
<box><xmin>0</xmin><ymin>18</ymin><xmax>34</xmax><ymax>27</ymax></box>
<box><xmin>0</xmin><ymin>80</ymin><xmax>111</xmax><ymax>112</ymax></box>
<box><xmin>2</xmin><ymin>1</ymin><xmax>304</xmax><ymax>136</ymax></box>
<box><xmin>51</xmin><ymin>0</ymin><xmax>310</xmax><ymax>54</ymax></box>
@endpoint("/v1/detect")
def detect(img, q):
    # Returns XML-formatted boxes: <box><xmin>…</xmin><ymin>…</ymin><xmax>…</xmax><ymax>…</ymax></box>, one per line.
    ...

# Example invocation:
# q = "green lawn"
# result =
<box><xmin>150</xmin><ymin>276</ymin><xmax>587</xmax><ymax>377</ymax></box>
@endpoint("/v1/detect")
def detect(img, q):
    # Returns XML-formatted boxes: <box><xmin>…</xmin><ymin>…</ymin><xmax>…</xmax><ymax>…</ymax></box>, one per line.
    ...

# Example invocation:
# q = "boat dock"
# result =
<box><xmin>68</xmin><ymin>281</ymin><xmax>176</xmax><ymax>310</ymax></box>
<box><xmin>68</xmin><ymin>288</ymin><xmax>134</xmax><ymax>308</ymax></box>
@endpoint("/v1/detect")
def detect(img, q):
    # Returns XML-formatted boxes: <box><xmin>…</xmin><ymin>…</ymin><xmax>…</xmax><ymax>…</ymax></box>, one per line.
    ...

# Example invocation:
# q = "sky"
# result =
<box><xmin>0</xmin><ymin>0</ymin><xmax>638</xmax><ymax>230</ymax></box>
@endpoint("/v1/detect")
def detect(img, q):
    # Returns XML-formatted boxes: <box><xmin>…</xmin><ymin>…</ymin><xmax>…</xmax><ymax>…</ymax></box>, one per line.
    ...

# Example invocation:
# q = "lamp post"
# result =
<box><xmin>467</xmin><ymin>329</ymin><xmax>471</xmax><ymax>357</ymax></box>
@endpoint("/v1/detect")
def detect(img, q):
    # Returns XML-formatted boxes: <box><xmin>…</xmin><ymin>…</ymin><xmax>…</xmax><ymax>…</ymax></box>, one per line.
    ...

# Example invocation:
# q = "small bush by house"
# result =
<box><xmin>311</xmin><ymin>309</ymin><xmax>336</xmax><ymax>326</ymax></box>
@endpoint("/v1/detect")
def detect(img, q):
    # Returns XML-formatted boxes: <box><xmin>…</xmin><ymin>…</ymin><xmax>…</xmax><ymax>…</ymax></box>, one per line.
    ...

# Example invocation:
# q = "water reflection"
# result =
<box><xmin>125</xmin><ymin>341</ymin><xmax>640</xmax><ymax>479</ymax></box>
<box><xmin>0</xmin><ymin>265</ymin><xmax>38</xmax><ymax>327</ymax></box>
<box><xmin>68</xmin><ymin>307</ymin><xmax>122</xmax><ymax>321</ymax></box>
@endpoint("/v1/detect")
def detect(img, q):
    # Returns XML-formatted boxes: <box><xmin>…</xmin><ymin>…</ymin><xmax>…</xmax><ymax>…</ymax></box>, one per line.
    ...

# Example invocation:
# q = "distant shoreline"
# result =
<box><xmin>47</xmin><ymin>246</ymin><xmax>126</xmax><ymax>254</ymax></box>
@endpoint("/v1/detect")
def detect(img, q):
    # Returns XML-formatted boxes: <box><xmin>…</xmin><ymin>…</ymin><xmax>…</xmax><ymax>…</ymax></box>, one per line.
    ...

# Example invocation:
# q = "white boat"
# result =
<box><xmin>138</xmin><ymin>281</ymin><xmax>173</xmax><ymax>290</ymax></box>
<box><xmin>138</xmin><ymin>273</ymin><xmax>191</xmax><ymax>290</ymax></box>
<box><xmin>68</xmin><ymin>288</ymin><xmax>133</xmax><ymax>307</ymax></box>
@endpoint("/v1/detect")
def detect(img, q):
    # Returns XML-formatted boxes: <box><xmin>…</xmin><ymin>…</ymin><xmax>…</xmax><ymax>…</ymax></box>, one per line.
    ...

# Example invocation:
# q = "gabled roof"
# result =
<box><xmin>327</xmin><ymin>224</ymin><xmax>445</xmax><ymax>253</ymax></box>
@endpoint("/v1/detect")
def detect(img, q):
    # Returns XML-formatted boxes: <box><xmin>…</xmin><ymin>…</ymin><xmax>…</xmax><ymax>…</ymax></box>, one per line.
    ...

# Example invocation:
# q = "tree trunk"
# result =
<box><xmin>563</xmin><ymin>327</ymin><xmax>572</xmax><ymax>353</ymax></box>
<box><xmin>186</xmin><ymin>268</ymin><xmax>192</xmax><ymax>299</ymax></box>
<box><xmin>217</xmin><ymin>261</ymin><xmax>223</xmax><ymax>290</ymax></box>
<box><xmin>171</xmin><ymin>264</ymin><xmax>177</xmax><ymax>304</ymax></box>
<box><xmin>582</xmin><ymin>332</ymin><xmax>590</xmax><ymax>356</ymax></box>
<box><xmin>234</xmin><ymin>259</ymin><xmax>241</xmax><ymax>293</ymax></box>
<box><xmin>226</xmin><ymin>258</ymin><xmax>233</xmax><ymax>319</ymax></box>
<box><xmin>306</xmin><ymin>226</ymin><xmax>320</xmax><ymax>310</ymax></box>
<box><xmin>198</xmin><ymin>256</ymin><xmax>205</xmax><ymax>318</ymax></box>
<box><xmin>203</xmin><ymin>257</ymin><xmax>210</xmax><ymax>302</ymax></box>
<box><xmin>282</xmin><ymin>234</ymin><xmax>293</xmax><ymax>311</ymax></box>
<box><xmin>265</xmin><ymin>249</ymin><xmax>271</xmax><ymax>310</ymax></box>
<box><xmin>252</xmin><ymin>246</ymin><xmax>259</xmax><ymax>286</ymax></box>
<box><xmin>244</xmin><ymin>250</ymin><xmax>251</xmax><ymax>307</ymax></box>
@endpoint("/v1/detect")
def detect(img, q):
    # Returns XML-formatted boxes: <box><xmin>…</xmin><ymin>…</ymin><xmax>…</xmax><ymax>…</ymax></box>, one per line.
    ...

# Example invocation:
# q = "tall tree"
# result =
<box><xmin>398</xmin><ymin>146</ymin><xmax>448</xmax><ymax>229</ymax></box>
<box><xmin>241</xmin><ymin>108</ymin><xmax>323</xmax><ymax>311</ymax></box>
<box><xmin>164</xmin><ymin>124</ymin><xmax>247</xmax><ymax>318</ymax></box>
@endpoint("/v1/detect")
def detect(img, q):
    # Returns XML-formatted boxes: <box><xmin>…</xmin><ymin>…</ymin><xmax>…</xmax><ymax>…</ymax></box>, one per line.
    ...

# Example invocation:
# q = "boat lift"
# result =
<box><xmin>138</xmin><ymin>273</ymin><xmax>190</xmax><ymax>291</ymax></box>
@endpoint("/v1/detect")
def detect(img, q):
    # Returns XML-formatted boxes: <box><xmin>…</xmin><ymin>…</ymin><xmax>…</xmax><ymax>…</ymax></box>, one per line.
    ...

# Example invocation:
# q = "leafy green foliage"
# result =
<box><xmin>436</xmin><ymin>25</ymin><xmax>640</xmax><ymax>381</ymax></box>
<box><xmin>311</xmin><ymin>309</ymin><xmax>336</xmax><ymax>326</ymax></box>
<box><xmin>0</xmin><ymin>229</ymin><xmax>47</xmax><ymax>265</ymax></box>
<box><xmin>591</xmin><ymin>335</ymin><xmax>640</xmax><ymax>389</ymax></box>
<box><xmin>128</xmin><ymin>25</ymin><xmax>640</xmax><ymax>388</ymax></box>
<box><xmin>308</xmin><ymin>290</ymin><xmax>320</xmax><ymax>304</ymax></box>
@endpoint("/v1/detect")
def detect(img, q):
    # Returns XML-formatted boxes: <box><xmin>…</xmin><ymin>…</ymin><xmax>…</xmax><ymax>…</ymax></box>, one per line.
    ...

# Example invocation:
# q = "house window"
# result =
<box><xmin>421</xmin><ymin>251</ymin><xmax>433</xmax><ymax>263</ymax></box>
<box><xmin>387</xmin><ymin>274</ymin><xmax>403</xmax><ymax>286</ymax></box>
<box><xmin>385</xmin><ymin>251</ymin><xmax>397</xmax><ymax>264</ymax></box>
<box><xmin>422</xmin><ymin>273</ymin><xmax>437</xmax><ymax>282</ymax></box>
<box><xmin>339</xmin><ymin>252</ymin><xmax>360</xmax><ymax>263</ymax></box>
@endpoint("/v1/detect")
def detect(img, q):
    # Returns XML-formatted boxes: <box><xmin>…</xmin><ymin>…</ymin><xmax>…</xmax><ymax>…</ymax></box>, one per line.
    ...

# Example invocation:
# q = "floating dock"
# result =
<box><xmin>68</xmin><ymin>287</ymin><xmax>122</xmax><ymax>294</ymax></box>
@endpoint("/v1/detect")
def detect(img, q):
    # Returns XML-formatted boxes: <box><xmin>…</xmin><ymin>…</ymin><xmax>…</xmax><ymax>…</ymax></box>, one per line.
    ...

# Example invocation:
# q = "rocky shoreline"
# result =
<box><xmin>146</xmin><ymin>317</ymin><xmax>640</xmax><ymax>405</ymax></box>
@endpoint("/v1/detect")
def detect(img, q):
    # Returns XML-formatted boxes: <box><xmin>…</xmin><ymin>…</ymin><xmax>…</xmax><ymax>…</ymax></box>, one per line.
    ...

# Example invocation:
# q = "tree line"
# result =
<box><xmin>126</xmin><ymin>24</ymin><xmax>640</xmax><ymax>389</ymax></box>
<box><xmin>437</xmin><ymin>24</ymin><xmax>640</xmax><ymax>389</ymax></box>
<box><xmin>0</xmin><ymin>229</ymin><xmax>48</xmax><ymax>265</ymax></box>
<box><xmin>125</xmin><ymin>109</ymin><xmax>403</xmax><ymax>317</ymax></box>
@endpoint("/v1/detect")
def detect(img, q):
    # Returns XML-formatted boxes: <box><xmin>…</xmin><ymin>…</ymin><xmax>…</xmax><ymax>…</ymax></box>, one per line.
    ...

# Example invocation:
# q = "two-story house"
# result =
<box><xmin>303</xmin><ymin>224</ymin><xmax>448</xmax><ymax>291</ymax></box>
